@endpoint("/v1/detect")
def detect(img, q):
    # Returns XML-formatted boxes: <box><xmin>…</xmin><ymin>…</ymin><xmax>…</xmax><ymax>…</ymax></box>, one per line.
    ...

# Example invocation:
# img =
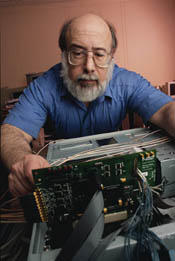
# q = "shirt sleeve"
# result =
<box><xmin>124</xmin><ymin>72</ymin><xmax>173</xmax><ymax>123</ymax></box>
<box><xmin>3</xmin><ymin>80</ymin><xmax>48</xmax><ymax>139</ymax></box>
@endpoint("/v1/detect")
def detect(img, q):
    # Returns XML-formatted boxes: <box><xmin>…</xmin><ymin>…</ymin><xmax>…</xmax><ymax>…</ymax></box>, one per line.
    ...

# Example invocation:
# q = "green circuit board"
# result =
<box><xmin>33</xmin><ymin>150</ymin><xmax>156</xmax><ymax>186</ymax></box>
<box><xmin>29</xmin><ymin>149</ymin><xmax>156</xmax><ymax>223</ymax></box>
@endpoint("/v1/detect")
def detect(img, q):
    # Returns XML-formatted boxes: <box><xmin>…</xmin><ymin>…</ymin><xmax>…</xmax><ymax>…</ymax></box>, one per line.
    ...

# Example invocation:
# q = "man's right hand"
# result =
<box><xmin>8</xmin><ymin>154</ymin><xmax>50</xmax><ymax>197</ymax></box>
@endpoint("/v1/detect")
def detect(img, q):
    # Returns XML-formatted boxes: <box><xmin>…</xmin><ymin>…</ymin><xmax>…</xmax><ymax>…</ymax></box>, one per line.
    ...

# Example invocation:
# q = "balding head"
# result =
<box><xmin>68</xmin><ymin>13</ymin><xmax>111</xmax><ymax>38</ymax></box>
<box><xmin>59</xmin><ymin>14</ymin><xmax>117</xmax><ymax>52</ymax></box>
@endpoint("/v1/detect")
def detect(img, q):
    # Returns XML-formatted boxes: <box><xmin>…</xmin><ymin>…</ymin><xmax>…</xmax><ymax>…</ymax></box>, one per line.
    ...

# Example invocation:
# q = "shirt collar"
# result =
<box><xmin>94</xmin><ymin>82</ymin><xmax>113</xmax><ymax>104</ymax></box>
<box><xmin>59</xmin><ymin>78</ymin><xmax>69</xmax><ymax>97</ymax></box>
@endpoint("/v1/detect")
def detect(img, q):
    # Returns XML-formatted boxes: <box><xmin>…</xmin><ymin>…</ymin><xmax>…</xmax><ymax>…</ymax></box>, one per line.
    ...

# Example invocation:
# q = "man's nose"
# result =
<box><xmin>83</xmin><ymin>52</ymin><xmax>95</xmax><ymax>73</ymax></box>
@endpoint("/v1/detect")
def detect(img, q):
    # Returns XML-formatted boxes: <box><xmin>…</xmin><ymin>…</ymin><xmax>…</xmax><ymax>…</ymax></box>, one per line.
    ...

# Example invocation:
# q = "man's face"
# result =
<box><xmin>61</xmin><ymin>54</ymin><xmax>114</xmax><ymax>102</ymax></box>
<box><xmin>61</xmin><ymin>14</ymin><xmax>114</xmax><ymax>102</ymax></box>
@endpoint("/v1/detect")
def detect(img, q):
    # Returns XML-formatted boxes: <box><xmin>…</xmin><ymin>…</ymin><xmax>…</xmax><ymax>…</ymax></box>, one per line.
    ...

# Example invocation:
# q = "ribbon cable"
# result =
<box><xmin>55</xmin><ymin>190</ymin><xmax>104</xmax><ymax>261</ymax></box>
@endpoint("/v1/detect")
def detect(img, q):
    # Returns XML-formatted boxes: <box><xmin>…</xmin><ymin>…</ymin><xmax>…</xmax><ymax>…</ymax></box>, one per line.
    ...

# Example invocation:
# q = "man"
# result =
<box><xmin>1</xmin><ymin>13</ymin><xmax>175</xmax><ymax>197</ymax></box>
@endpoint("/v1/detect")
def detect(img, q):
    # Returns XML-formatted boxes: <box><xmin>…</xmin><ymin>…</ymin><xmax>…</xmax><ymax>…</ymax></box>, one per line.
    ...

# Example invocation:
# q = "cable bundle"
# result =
<box><xmin>123</xmin><ymin>166</ymin><xmax>172</xmax><ymax>261</ymax></box>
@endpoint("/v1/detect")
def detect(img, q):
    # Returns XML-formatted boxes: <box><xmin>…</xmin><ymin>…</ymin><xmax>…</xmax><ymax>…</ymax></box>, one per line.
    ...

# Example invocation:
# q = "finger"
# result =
<box><xmin>24</xmin><ymin>155</ymin><xmax>50</xmax><ymax>183</ymax></box>
<box><xmin>12</xmin><ymin>160</ymin><xmax>33</xmax><ymax>191</ymax></box>
<box><xmin>8</xmin><ymin>173</ymin><xmax>25</xmax><ymax>196</ymax></box>
<box><xmin>8</xmin><ymin>171</ymin><xmax>32</xmax><ymax>196</ymax></box>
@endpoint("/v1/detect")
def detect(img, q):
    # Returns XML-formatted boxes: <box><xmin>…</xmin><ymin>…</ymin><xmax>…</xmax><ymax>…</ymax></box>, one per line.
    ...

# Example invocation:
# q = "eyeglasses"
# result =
<box><xmin>67</xmin><ymin>49</ymin><xmax>112</xmax><ymax>68</ymax></box>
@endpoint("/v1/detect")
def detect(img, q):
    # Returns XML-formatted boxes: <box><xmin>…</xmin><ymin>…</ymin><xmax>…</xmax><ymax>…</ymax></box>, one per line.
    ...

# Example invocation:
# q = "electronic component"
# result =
<box><xmin>26</xmin><ymin>127</ymin><xmax>175</xmax><ymax>261</ymax></box>
<box><xmin>21</xmin><ymin>149</ymin><xmax>156</xmax><ymax>224</ymax></box>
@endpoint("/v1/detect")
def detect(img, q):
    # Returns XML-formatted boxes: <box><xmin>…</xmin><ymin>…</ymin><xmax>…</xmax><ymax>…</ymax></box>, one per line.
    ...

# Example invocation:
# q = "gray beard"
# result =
<box><xmin>60</xmin><ymin>53</ymin><xmax>114</xmax><ymax>102</ymax></box>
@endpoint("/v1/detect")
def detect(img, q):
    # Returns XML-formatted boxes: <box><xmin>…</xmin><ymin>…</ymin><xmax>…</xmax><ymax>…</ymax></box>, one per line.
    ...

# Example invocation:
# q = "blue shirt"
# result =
<box><xmin>4</xmin><ymin>63</ymin><xmax>173</xmax><ymax>139</ymax></box>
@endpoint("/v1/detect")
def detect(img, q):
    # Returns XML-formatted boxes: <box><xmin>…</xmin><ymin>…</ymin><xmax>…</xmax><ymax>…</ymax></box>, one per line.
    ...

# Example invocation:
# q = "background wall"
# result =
<box><xmin>0</xmin><ymin>0</ymin><xmax>175</xmax><ymax>90</ymax></box>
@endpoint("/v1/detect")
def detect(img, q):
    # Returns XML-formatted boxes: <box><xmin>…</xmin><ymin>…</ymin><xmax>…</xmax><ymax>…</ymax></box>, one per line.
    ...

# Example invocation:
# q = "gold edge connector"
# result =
<box><xmin>33</xmin><ymin>188</ymin><xmax>48</xmax><ymax>222</ymax></box>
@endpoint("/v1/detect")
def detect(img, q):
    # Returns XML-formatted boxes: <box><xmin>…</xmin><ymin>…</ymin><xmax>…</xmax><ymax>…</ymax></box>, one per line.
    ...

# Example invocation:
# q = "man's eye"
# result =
<box><xmin>95</xmin><ymin>52</ymin><xmax>105</xmax><ymax>57</ymax></box>
<box><xmin>72</xmin><ymin>51</ymin><xmax>83</xmax><ymax>57</ymax></box>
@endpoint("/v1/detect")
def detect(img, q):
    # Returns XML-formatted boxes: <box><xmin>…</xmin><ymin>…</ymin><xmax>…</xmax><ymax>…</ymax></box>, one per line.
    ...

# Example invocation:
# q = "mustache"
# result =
<box><xmin>77</xmin><ymin>74</ymin><xmax>99</xmax><ymax>82</ymax></box>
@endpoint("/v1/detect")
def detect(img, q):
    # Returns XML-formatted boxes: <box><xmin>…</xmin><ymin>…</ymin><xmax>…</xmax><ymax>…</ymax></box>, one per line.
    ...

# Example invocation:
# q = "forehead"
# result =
<box><xmin>66</xmin><ymin>17</ymin><xmax>112</xmax><ymax>51</ymax></box>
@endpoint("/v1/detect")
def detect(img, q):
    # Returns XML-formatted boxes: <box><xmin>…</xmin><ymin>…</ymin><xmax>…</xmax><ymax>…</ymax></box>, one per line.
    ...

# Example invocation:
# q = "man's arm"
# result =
<box><xmin>149</xmin><ymin>101</ymin><xmax>175</xmax><ymax>137</ymax></box>
<box><xmin>1</xmin><ymin>124</ymin><xmax>50</xmax><ymax>196</ymax></box>
<box><xmin>1</xmin><ymin>124</ymin><xmax>33</xmax><ymax>168</ymax></box>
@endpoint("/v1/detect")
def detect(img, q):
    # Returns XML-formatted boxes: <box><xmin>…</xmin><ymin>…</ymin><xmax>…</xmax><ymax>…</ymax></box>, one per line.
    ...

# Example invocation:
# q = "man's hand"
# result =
<box><xmin>8</xmin><ymin>154</ymin><xmax>50</xmax><ymax>197</ymax></box>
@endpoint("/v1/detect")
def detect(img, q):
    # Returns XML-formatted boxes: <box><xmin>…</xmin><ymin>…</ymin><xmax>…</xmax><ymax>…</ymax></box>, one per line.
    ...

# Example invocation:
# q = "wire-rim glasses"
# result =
<box><xmin>67</xmin><ymin>49</ymin><xmax>112</xmax><ymax>68</ymax></box>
